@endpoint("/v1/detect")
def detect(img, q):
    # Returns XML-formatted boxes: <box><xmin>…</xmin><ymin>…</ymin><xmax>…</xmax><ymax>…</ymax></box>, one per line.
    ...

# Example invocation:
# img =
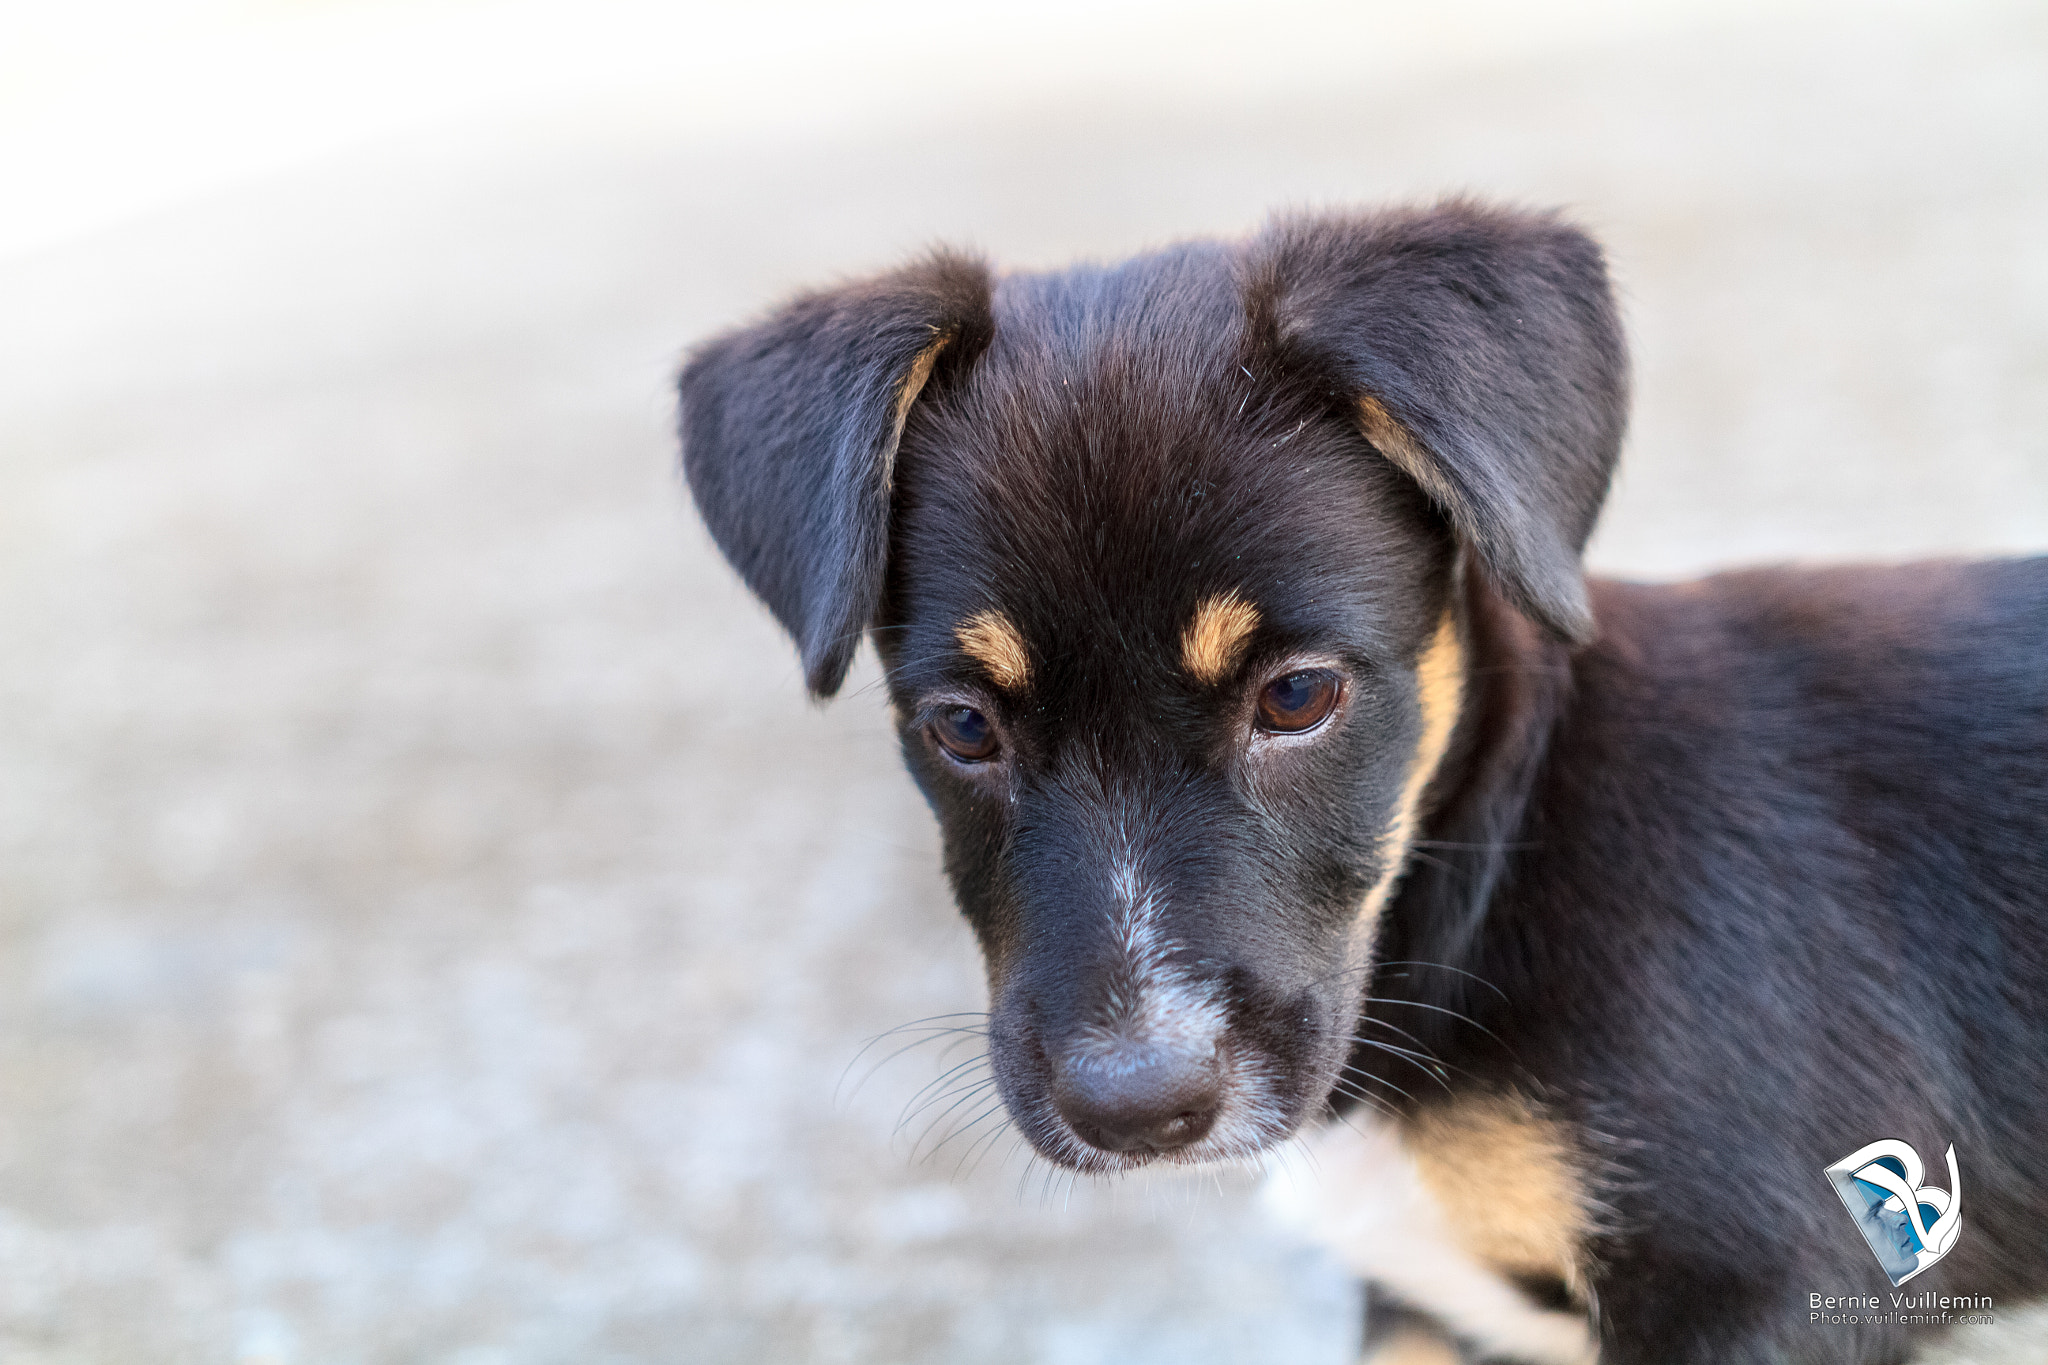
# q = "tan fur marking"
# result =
<box><xmin>1407</xmin><ymin>1094</ymin><xmax>1590</xmax><ymax>1292</ymax></box>
<box><xmin>1267</xmin><ymin>1118</ymin><xmax>1599</xmax><ymax>1365</ymax></box>
<box><xmin>956</xmin><ymin>610</ymin><xmax>1031</xmax><ymax>691</ymax></box>
<box><xmin>1181</xmin><ymin>590</ymin><xmax>1261</xmax><ymax>683</ymax></box>
<box><xmin>1360</xmin><ymin>611</ymin><xmax>1466</xmax><ymax>919</ymax></box>
<box><xmin>1358</xmin><ymin>395</ymin><xmax>1457</xmax><ymax>507</ymax></box>
<box><xmin>881</xmin><ymin>332</ymin><xmax>952</xmax><ymax>490</ymax></box>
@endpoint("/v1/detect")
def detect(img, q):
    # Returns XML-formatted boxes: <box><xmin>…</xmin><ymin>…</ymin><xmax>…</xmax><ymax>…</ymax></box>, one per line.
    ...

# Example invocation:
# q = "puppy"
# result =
<box><xmin>677</xmin><ymin>202</ymin><xmax>2048</xmax><ymax>1363</ymax></box>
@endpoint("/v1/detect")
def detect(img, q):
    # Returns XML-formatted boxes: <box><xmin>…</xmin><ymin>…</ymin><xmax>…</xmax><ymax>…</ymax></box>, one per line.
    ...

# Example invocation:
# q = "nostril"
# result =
<box><xmin>1051</xmin><ymin>1041</ymin><xmax>1224</xmax><ymax>1154</ymax></box>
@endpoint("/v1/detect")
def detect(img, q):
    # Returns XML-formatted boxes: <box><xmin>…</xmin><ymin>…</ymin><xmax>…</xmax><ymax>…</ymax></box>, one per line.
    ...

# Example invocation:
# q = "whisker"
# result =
<box><xmin>837</xmin><ymin>1012</ymin><xmax>991</xmax><ymax>1104</ymax></box>
<box><xmin>1288</xmin><ymin>1136</ymin><xmax>1320</xmax><ymax>1183</ymax></box>
<box><xmin>1373</xmin><ymin>960</ymin><xmax>1510</xmax><ymax>1001</ymax></box>
<box><xmin>902</xmin><ymin>1072</ymin><xmax>999</xmax><ymax>1148</ymax></box>
<box><xmin>930</xmin><ymin>1030</ymin><xmax>989</xmax><ymax>1069</ymax></box>
<box><xmin>894</xmin><ymin>1053</ymin><xmax>994</xmax><ymax>1131</ymax></box>
<box><xmin>915</xmin><ymin>1089</ymin><xmax>1007</xmax><ymax>1164</ymax></box>
<box><xmin>1295</xmin><ymin>1097</ymin><xmax>1374</xmax><ymax>1150</ymax></box>
<box><xmin>906</xmin><ymin>1088</ymin><xmax>1002</xmax><ymax>1164</ymax></box>
<box><xmin>1016</xmin><ymin>1151</ymin><xmax>1045</xmax><ymax>1205</ymax></box>
<box><xmin>954</xmin><ymin>1110</ymin><xmax>1018</xmax><ymax>1179</ymax></box>
<box><xmin>1369</xmin><ymin>996</ymin><xmax>1510</xmax><ymax>1046</ymax></box>
<box><xmin>1326</xmin><ymin>1077</ymin><xmax>1401</xmax><ymax>1121</ymax></box>
<box><xmin>1352</xmin><ymin>1012</ymin><xmax>1433</xmax><ymax>1053</ymax></box>
<box><xmin>846</xmin><ymin>1029</ymin><xmax>984</xmax><ymax>1107</ymax></box>
<box><xmin>1344</xmin><ymin>1037</ymin><xmax>1457</xmax><ymax>1092</ymax></box>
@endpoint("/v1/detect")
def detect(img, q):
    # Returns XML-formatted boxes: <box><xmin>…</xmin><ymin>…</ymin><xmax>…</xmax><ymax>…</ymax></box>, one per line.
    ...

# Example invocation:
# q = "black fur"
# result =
<box><xmin>1255</xmin><ymin>209</ymin><xmax>1627</xmax><ymax>641</ymax></box>
<box><xmin>677</xmin><ymin>201</ymin><xmax>2048</xmax><ymax>1363</ymax></box>
<box><xmin>680</xmin><ymin>251</ymin><xmax>992</xmax><ymax>695</ymax></box>
<box><xmin>1368</xmin><ymin>560</ymin><xmax>2048</xmax><ymax>1363</ymax></box>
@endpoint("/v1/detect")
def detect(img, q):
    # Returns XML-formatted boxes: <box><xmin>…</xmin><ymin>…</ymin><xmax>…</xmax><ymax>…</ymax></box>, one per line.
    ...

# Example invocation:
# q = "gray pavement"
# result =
<box><xmin>2</xmin><ymin>4</ymin><xmax>2046</xmax><ymax>1362</ymax></box>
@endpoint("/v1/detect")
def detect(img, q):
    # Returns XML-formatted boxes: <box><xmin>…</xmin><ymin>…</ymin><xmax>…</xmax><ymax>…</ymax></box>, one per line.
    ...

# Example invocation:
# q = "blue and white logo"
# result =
<box><xmin>1825</xmin><ymin>1139</ymin><xmax>1963</xmax><ymax>1286</ymax></box>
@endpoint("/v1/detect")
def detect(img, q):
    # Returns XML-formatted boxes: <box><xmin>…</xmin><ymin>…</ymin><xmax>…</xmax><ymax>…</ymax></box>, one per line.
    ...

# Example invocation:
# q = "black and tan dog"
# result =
<box><xmin>677</xmin><ymin>202</ymin><xmax>2048</xmax><ymax>1364</ymax></box>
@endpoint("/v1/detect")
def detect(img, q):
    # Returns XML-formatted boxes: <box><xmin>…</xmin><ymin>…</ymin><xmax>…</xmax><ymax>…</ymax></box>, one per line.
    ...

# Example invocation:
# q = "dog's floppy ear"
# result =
<box><xmin>1253</xmin><ymin>202</ymin><xmax>1628</xmax><ymax>643</ymax></box>
<box><xmin>679</xmin><ymin>252</ymin><xmax>992</xmax><ymax>696</ymax></box>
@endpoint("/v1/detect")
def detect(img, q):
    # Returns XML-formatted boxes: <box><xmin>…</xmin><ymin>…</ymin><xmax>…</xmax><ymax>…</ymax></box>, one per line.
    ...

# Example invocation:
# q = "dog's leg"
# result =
<box><xmin>1362</xmin><ymin>1283</ymin><xmax>1470</xmax><ymax>1365</ymax></box>
<box><xmin>1267</xmin><ymin>1117</ymin><xmax>1599</xmax><ymax>1365</ymax></box>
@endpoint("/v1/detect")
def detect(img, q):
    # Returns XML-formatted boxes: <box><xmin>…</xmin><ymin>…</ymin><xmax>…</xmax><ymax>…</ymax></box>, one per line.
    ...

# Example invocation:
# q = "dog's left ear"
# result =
<box><xmin>679</xmin><ymin>252</ymin><xmax>993</xmax><ymax>697</ymax></box>
<box><xmin>1253</xmin><ymin>202</ymin><xmax>1629</xmax><ymax>643</ymax></box>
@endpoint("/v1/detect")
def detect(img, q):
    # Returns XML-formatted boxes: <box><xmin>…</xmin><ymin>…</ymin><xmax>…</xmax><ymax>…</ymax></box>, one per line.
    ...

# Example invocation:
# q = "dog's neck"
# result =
<box><xmin>1363</xmin><ymin>569</ymin><xmax>1578</xmax><ymax>1081</ymax></box>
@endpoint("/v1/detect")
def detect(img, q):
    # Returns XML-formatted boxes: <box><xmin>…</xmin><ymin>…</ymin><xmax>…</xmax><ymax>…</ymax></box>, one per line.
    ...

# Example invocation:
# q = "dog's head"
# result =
<box><xmin>681</xmin><ymin>204</ymin><xmax>1626</xmax><ymax>1171</ymax></box>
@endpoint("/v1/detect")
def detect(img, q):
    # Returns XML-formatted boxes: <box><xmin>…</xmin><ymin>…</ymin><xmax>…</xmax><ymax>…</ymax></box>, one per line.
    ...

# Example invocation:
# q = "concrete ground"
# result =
<box><xmin>2</xmin><ymin>3</ymin><xmax>2045</xmax><ymax>1362</ymax></box>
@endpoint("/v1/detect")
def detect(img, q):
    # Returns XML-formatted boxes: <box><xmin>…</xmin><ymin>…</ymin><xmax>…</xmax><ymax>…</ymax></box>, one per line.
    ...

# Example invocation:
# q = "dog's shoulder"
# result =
<box><xmin>1588</xmin><ymin>555</ymin><xmax>2048</xmax><ymax>671</ymax></box>
<box><xmin>1526</xmin><ymin>558</ymin><xmax>2048</xmax><ymax>958</ymax></box>
<box><xmin>1571</xmin><ymin>557</ymin><xmax>2048</xmax><ymax>774</ymax></box>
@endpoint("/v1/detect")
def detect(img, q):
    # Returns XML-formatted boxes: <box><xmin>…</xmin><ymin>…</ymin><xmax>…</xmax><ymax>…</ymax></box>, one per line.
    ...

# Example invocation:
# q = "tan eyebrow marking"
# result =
<box><xmin>1181</xmin><ymin>590</ymin><xmax>1262</xmax><ymax>683</ymax></box>
<box><xmin>1359</xmin><ymin>611</ymin><xmax>1466</xmax><ymax>920</ymax></box>
<box><xmin>956</xmin><ymin>609</ymin><xmax>1031</xmax><ymax>691</ymax></box>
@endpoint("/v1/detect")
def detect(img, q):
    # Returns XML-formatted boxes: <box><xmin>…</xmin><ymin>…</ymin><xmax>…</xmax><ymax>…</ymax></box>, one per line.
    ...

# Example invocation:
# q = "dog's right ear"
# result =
<box><xmin>1251</xmin><ymin>202</ymin><xmax>1629</xmax><ymax>645</ymax></box>
<box><xmin>679</xmin><ymin>252</ymin><xmax>993</xmax><ymax>697</ymax></box>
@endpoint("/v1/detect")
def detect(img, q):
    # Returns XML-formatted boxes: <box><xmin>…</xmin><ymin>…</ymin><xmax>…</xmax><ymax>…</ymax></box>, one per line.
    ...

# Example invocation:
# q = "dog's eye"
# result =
<box><xmin>1256</xmin><ymin>669</ymin><xmax>1341</xmax><ymax>733</ymax></box>
<box><xmin>932</xmin><ymin>706</ymin><xmax>999</xmax><ymax>762</ymax></box>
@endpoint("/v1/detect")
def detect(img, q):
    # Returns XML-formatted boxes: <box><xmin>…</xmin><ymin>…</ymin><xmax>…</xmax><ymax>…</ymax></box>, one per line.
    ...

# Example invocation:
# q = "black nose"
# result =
<box><xmin>1051</xmin><ymin>1041</ymin><xmax>1223</xmax><ymax>1153</ymax></box>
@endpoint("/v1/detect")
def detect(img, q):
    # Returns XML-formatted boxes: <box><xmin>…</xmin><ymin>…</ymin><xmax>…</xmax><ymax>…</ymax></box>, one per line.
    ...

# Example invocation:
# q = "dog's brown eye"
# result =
<box><xmin>1256</xmin><ymin>669</ymin><xmax>1341</xmax><ymax>733</ymax></box>
<box><xmin>932</xmin><ymin>706</ymin><xmax>999</xmax><ymax>762</ymax></box>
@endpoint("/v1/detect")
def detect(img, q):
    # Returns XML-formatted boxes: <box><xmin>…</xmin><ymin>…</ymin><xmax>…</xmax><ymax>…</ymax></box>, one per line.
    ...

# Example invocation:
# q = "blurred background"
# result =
<box><xmin>2</xmin><ymin>2</ymin><xmax>2045</xmax><ymax>1361</ymax></box>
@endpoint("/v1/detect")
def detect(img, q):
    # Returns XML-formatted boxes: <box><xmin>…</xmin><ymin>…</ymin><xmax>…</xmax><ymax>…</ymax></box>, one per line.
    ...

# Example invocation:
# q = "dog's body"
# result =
<box><xmin>678</xmin><ymin>204</ymin><xmax>2048</xmax><ymax>1363</ymax></box>
<box><xmin>1285</xmin><ymin>559</ymin><xmax>2048</xmax><ymax>1364</ymax></box>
